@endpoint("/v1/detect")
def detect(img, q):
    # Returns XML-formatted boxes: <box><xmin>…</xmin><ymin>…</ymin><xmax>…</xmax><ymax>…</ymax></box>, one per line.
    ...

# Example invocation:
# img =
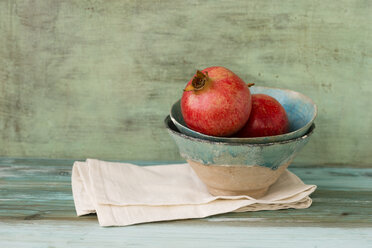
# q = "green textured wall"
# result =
<box><xmin>0</xmin><ymin>0</ymin><xmax>371</xmax><ymax>166</ymax></box>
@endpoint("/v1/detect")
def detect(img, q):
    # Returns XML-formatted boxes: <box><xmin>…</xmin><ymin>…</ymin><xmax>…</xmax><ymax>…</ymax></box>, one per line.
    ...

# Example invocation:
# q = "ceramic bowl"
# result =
<box><xmin>165</xmin><ymin>115</ymin><xmax>315</xmax><ymax>198</ymax></box>
<box><xmin>170</xmin><ymin>86</ymin><xmax>317</xmax><ymax>144</ymax></box>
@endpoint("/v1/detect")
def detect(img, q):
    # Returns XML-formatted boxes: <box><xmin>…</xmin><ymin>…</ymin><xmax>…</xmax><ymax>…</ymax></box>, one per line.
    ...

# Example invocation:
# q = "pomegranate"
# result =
<box><xmin>236</xmin><ymin>94</ymin><xmax>289</xmax><ymax>138</ymax></box>
<box><xmin>181</xmin><ymin>66</ymin><xmax>253</xmax><ymax>137</ymax></box>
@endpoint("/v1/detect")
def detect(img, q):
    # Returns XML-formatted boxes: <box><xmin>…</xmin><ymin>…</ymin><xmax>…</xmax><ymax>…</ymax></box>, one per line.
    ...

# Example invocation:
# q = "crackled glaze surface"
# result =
<box><xmin>166</xmin><ymin>116</ymin><xmax>314</xmax><ymax>168</ymax></box>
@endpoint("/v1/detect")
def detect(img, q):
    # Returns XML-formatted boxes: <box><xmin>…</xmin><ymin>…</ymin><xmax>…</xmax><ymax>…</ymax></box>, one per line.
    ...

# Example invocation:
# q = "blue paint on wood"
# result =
<box><xmin>1</xmin><ymin>158</ymin><xmax>372</xmax><ymax>247</ymax></box>
<box><xmin>1</xmin><ymin>221</ymin><xmax>372</xmax><ymax>248</ymax></box>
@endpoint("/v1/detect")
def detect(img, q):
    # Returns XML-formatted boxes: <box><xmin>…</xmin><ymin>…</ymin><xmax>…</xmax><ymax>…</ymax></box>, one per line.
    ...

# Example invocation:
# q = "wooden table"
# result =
<box><xmin>1</xmin><ymin>158</ymin><xmax>371</xmax><ymax>247</ymax></box>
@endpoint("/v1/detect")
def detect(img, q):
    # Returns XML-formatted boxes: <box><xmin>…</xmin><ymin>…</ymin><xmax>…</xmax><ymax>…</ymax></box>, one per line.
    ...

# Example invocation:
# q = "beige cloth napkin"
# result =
<box><xmin>71</xmin><ymin>159</ymin><xmax>316</xmax><ymax>227</ymax></box>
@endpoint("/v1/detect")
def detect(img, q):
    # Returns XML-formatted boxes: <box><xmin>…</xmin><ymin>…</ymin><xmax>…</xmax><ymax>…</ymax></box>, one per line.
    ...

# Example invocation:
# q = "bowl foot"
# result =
<box><xmin>187</xmin><ymin>159</ymin><xmax>290</xmax><ymax>198</ymax></box>
<box><xmin>207</xmin><ymin>186</ymin><xmax>269</xmax><ymax>198</ymax></box>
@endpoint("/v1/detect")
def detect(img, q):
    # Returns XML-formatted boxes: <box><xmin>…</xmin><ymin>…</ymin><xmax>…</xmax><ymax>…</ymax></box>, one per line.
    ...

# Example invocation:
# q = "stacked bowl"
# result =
<box><xmin>165</xmin><ymin>86</ymin><xmax>317</xmax><ymax>198</ymax></box>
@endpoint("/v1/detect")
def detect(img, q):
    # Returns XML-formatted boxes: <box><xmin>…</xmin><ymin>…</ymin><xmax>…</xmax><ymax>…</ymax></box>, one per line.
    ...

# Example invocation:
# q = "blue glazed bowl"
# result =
<box><xmin>170</xmin><ymin>86</ymin><xmax>317</xmax><ymax>144</ymax></box>
<box><xmin>165</xmin><ymin>115</ymin><xmax>315</xmax><ymax>197</ymax></box>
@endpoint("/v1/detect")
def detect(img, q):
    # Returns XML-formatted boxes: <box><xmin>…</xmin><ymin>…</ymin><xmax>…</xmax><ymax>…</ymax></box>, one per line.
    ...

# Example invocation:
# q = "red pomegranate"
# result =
<box><xmin>181</xmin><ymin>66</ymin><xmax>253</xmax><ymax>137</ymax></box>
<box><xmin>236</xmin><ymin>94</ymin><xmax>289</xmax><ymax>138</ymax></box>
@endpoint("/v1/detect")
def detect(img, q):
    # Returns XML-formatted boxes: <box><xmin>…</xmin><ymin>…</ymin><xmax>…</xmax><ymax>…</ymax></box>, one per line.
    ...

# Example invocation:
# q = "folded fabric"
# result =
<box><xmin>71</xmin><ymin>159</ymin><xmax>316</xmax><ymax>226</ymax></box>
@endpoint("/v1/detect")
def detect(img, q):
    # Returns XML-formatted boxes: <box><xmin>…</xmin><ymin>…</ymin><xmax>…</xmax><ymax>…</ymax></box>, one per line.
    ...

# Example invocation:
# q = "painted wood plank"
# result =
<box><xmin>0</xmin><ymin>1</ymin><xmax>371</xmax><ymax>166</ymax></box>
<box><xmin>1</xmin><ymin>158</ymin><xmax>372</xmax><ymax>246</ymax></box>
<box><xmin>1</xmin><ymin>158</ymin><xmax>371</xmax><ymax>226</ymax></box>
<box><xmin>1</xmin><ymin>221</ymin><xmax>372</xmax><ymax>248</ymax></box>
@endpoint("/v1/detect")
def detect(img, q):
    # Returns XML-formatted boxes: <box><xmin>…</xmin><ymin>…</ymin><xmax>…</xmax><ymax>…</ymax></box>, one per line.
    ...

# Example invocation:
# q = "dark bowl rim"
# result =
<box><xmin>165</xmin><ymin>115</ymin><xmax>315</xmax><ymax>147</ymax></box>
<box><xmin>170</xmin><ymin>86</ymin><xmax>318</xmax><ymax>142</ymax></box>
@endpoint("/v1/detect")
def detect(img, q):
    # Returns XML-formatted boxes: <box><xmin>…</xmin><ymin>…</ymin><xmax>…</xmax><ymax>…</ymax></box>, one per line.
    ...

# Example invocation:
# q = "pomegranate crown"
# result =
<box><xmin>183</xmin><ymin>69</ymin><xmax>255</xmax><ymax>92</ymax></box>
<box><xmin>184</xmin><ymin>70</ymin><xmax>210</xmax><ymax>92</ymax></box>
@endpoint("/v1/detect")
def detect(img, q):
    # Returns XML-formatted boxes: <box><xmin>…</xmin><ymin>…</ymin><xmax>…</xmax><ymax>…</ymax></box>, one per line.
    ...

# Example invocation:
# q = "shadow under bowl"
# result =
<box><xmin>165</xmin><ymin>115</ymin><xmax>315</xmax><ymax>198</ymax></box>
<box><xmin>171</xmin><ymin>86</ymin><xmax>317</xmax><ymax>144</ymax></box>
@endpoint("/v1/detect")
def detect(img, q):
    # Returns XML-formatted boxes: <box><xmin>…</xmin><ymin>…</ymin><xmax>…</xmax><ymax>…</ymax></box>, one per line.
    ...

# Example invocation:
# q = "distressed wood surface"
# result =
<box><xmin>0</xmin><ymin>0</ymin><xmax>371</xmax><ymax>166</ymax></box>
<box><xmin>0</xmin><ymin>158</ymin><xmax>372</xmax><ymax>247</ymax></box>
